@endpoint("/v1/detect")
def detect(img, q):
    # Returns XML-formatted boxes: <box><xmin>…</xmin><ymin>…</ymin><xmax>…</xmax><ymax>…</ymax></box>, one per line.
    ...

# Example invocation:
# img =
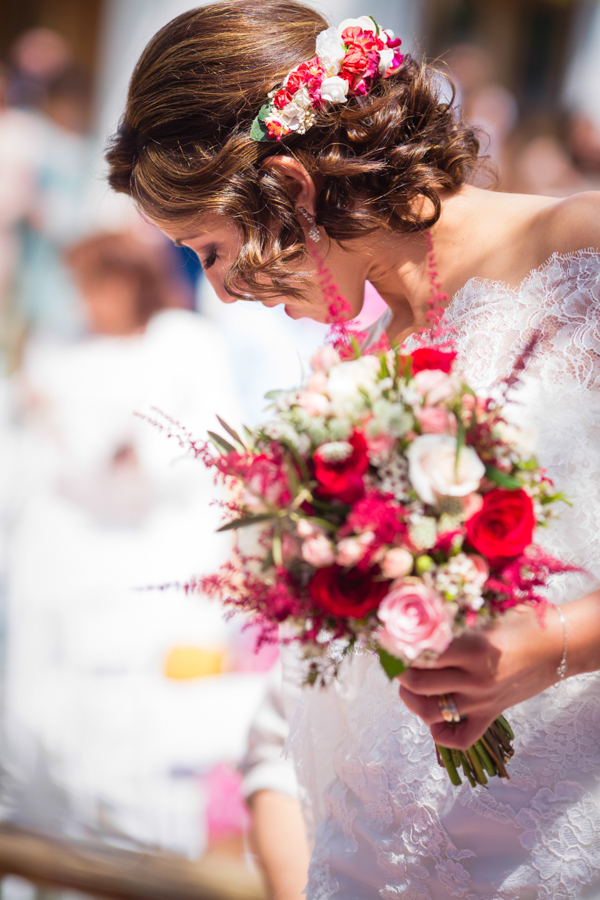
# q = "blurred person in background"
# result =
<box><xmin>0</xmin><ymin>29</ymin><xmax>94</xmax><ymax>354</ymax></box>
<box><xmin>567</xmin><ymin>111</ymin><xmax>600</xmax><ymax>190</ymax></box>
<box><xmin>3</xmin><ymin>227</ymin><xmax>271</xmax><ymax>862</ymax></box>
<box><xmin>444</xmin><ymin>42</ymin><xmax>518</xmax><ymax>185</ymax></box>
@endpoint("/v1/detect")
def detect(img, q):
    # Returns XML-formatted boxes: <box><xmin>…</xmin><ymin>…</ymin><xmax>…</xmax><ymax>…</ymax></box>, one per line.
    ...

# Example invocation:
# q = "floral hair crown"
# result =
<box><xmin>250</xmin><ymin>15</ymin><xmax>404</xmax><ymax>142</ymax></box>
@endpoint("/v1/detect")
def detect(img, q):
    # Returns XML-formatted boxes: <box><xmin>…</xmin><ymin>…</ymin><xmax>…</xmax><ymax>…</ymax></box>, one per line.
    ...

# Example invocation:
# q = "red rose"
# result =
<box><xmin>314</xmin><ymin>431</ymin><xmax>369</xmax><ymax>504</ymax></box>
<box><xmin>308</xmin><ymin>564</ymin><xmax>389</xmax><ymax>618</ymax></box>
<box><xmin>465</xmin><ymin>489</ymin><xmax>535</xmax><ymax>564</ymax></box>
<box><xmin>341</xmin><ymin>46</ymin><xmax>370</xmax><ymax>79</ymax></box>
<box><xmin>273</xmin><ymin>88</ymin><xmax>293</xmax><ymax>109</ymax></box>
<box><xmin>409</xmin><ymin>347</ymin><xmax>457</xmax><ymax>375</ymax></box>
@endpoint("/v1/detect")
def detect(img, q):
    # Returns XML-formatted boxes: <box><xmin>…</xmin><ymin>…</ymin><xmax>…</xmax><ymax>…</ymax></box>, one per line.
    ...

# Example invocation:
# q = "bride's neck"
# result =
<box><xmin>365</xmin><ymin>184</ymin><xmax>559</xmax><ymax>342</ymax></box>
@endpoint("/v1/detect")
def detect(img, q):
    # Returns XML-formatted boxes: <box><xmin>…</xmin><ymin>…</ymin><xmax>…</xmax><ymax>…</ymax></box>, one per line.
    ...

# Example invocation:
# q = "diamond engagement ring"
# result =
<box><xmin>438</xmin><ymin>693</ymin><xmax>461</xmax><ymax>725</ymax></box>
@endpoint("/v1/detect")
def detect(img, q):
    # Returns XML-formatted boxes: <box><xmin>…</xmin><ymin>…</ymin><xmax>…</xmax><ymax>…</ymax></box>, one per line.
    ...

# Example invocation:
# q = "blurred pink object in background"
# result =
<box><xmin>350</xmin><ymin>281</ymin><xmax>389</xmax><ymax>330</ymax></box>
<box><xmin>204</xmin><ymin>762</ymin><xmax>250</xmax><ymax>841</ymax></box>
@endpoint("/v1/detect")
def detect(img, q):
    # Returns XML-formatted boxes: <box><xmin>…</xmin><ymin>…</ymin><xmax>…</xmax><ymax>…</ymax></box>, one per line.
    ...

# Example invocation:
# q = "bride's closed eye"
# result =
<box><xmin>202</xmin><ymin>247</ymin><xmax>218</xmax><ymax>270</ymax></box>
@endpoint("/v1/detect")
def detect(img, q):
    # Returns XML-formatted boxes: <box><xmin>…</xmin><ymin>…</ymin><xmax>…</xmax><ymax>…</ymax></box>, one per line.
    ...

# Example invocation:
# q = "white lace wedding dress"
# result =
<box><xmin>282</xmin><ymin>250</ymin><xmax>600</xmax><ymax>900</ymax></box>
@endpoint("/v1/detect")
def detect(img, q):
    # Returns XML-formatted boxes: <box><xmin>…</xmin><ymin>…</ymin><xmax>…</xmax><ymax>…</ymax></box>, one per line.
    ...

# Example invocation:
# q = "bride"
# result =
<box><xmin>106</xmin><ymin>2</ymin><xmax>600</xmax><ymax>897</ymax></box>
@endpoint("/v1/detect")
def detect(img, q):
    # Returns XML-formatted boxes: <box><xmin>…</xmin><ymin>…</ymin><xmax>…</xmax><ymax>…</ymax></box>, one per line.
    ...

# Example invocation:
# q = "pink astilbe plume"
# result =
<box><xmin>135</xmin><ymin>407</ymin><xmax>215</xmax><ymax>467</ymax></box>
<box><xmin>308</xmin><ymin>245</ymin><xmax>391</xmax><ymax>355</ymax></box>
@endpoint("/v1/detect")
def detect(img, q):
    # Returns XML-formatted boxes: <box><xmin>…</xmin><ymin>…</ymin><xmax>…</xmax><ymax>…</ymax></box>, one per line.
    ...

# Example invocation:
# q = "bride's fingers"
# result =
<box><xmin>399</xmin><ymin>684</ymin><xmax>471</xmax><ymax>725</ymax></box>
<box><xmin>430</xmin><ymin>714</ymin><xmax>493</xmax><ymax>751</ymax></box>
<box><xmin>398</xmin><ymin>665</ymin><xmax>474</xmax><ymax>696</ymax></box>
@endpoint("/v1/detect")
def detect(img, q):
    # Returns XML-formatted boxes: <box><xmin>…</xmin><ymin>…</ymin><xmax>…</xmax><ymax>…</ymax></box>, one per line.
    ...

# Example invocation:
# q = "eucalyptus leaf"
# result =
<box><xmin>377</xmin><ymin>647</ymin><xmax>407</xmax><ymax>679</ymax></box>
<box><xmin>216</xmin><ymin>415</ymin><xmax>245</xmax><ymax>449</ymax></box>
<box><xmin>484</xmin><ymin>464</ymin><xmax>521</xmax><ymax>490</ymax></box>
<box><xmin>207</xmin><ymin>431</ymin><xmax>236</xmax><ymax>455</ymax></box>
<box><xmin>217</xmin><ymin>513</ymin><xmax>274</xmax><ymax>532</ymax></box>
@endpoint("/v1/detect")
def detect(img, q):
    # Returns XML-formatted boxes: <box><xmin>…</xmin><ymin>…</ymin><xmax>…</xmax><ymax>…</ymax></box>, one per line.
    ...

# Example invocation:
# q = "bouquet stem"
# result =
<box><xmin>436</xmin><ymin>715</ymin><xmax>515</xmax><ymax>786</ymax></box>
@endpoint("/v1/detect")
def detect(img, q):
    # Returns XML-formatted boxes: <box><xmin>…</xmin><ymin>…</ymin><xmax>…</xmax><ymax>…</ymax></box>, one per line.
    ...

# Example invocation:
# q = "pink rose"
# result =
<box><xmin>413</xmin><ymin>369</ymin><xmax>455</xmax><ymax>405</ymax></box>
<box><xmin>311</xmin><ymin>344</ymin><xmax>341</xmax><ymax>373</ymax></box>
<box><xmin>301</xmin><ymin>533</ymin><xmax>336</xmax><ymax>567</ymax></box>
<box><xmin>365</xmin><ymin>431</ymin><xmax>396</xmax><ymax>458</ymax></box>
<box><xmin>380</xmin><ymin>547</ymin><xmax>413</xmax><ymax>579</ymax></box>
<box><xmin>415</xmin><ymin>406</ymin><xmax>457</xmax><ymax>435</ymax></box>
<box><xmin>377</xmin><ymin>582</ymin><xmax>453</xmax><ymax>661</ymax></box>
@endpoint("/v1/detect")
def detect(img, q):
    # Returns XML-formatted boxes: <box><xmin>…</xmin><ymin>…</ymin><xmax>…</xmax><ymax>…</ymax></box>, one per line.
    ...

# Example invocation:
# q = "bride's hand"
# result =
<box><xmin>396</xmin><ymin>603</ymin><xmax>565</xmax><ymax>750</ymax></box>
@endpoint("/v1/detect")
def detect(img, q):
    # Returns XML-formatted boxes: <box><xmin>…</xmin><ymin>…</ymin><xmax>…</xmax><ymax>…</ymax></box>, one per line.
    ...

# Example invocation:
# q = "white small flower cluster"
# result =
<box><xmin>433</xmin><ymin>553</ymin><xmax>488</xmax><ymax>611</ymax></box>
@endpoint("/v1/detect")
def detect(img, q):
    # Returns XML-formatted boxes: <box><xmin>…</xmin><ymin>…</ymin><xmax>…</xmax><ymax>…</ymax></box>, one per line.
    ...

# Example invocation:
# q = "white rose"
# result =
<box><xmin>315</xmin><ymin>26</ymin><xmax>346</xmax><ymax>75</ymax></box>
<box><xmin>320</xmin><ymin>76</ymin><xmax>348</xmax><ymax>104</ymax></box>
<box><xmin>407</xmin><ymin>434</ymin><xmax>485</xmax><ymax>505</ymax></box>
<box><xmin>378</xmin><ymin>47</ymin><xmax>394</xmax><ymax>75</ymax></box>
<box><xmin>327</xmin><ymin>356</ymin><xmax>380</xmax><ymax>403</ymax></box>
<box><xmin>280</xmin><ymin>88</ymin><xmax>313</xmax><ymax>131</ymax></box>
<box><xmin>338</xmin><ymin>16</ymin><xmax>379</xmax><ymax>36</ymax></box>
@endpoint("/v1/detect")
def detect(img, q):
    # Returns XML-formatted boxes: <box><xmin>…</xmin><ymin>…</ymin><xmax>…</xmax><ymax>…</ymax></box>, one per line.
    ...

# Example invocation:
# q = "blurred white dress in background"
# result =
<box><xmin>4</xmin><ymin>308</ymin><xmax>270</xmax><ymax>855</ymax></box>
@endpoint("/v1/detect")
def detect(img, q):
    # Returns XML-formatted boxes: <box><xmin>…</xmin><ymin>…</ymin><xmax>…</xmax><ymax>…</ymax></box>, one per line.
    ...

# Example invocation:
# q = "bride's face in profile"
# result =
<box><xmin>164</xmin><ymin>213</ymin><xmax>370</xmax><ymax>322</ymax></box>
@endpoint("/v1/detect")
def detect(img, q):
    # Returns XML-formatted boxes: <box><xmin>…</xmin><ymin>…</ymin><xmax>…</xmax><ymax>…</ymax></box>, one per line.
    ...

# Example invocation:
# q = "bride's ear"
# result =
<box><xmin>260</xmin><ymin>156</ymin><xmax>317</xmax><ymax>216</ymax></box>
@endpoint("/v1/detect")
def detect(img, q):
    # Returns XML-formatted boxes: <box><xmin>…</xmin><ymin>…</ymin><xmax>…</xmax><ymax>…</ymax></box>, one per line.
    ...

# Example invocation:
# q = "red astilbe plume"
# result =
<box><xmin>485</xmin><ymin>546</ymin><xmax>584</xmax><ymax>613</ymax></box>
<box><xmin>343</xmin><ymin>490</ymin><xmax>407</xmax><ymax>544</ymax></box>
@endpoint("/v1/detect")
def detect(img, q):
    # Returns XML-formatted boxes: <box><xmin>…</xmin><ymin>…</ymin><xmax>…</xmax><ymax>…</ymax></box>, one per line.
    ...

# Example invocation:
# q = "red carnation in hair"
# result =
<box><xmin>308</xmin><ymin>564</ymin><xmax>389</xmax><ymax>618</ymax></box>
<box><xmin>314</xmin><ymin>431</ymin><xmax>369</xmax><ymax>504</ymax></box>
<box><xmin>409</xmin><ymin>347</ymin><xmax>457</xmax><ymax>375</ymax></box>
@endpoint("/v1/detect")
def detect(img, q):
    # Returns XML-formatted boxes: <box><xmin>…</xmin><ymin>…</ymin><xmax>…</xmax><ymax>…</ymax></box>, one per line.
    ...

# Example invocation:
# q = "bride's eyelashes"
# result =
<box><xmin>202</xmin><ymin>247</ymin><xmax>218</xmax><ymax>270</ymax></box>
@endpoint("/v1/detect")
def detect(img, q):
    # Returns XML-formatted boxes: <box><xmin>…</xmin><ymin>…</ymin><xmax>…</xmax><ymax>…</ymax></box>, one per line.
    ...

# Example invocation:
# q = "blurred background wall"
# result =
<box><xmin>0</xmin><ymin>0</ymin><xmax>599</xmax><ymax>897</ymax></box>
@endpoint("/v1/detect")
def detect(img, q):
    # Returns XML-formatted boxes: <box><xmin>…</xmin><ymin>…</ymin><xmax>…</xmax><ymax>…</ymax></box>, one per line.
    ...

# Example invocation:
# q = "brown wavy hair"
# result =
<box><xmin>106</xmin><ymin>0</ymin><xmax>480</xmax><ymax>300</ymax></box>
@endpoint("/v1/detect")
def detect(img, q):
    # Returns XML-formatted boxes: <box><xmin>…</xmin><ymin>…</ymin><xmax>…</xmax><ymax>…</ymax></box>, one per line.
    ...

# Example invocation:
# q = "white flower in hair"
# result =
<box><xmin>338</xmin><ymin>16</ymin><xmax>381</xmax><ymax>35</ymax></box>
<box><xmin>378</xmin><ymin>47</ymin><xmax>395</xmax><ymax>75</ymax></box>
<box><xmin>315</xmin><ymin>26</ymin><xmax>346</xmax><ymax>75</ymax></box>
<box><xmin>320</xmin><ymin>76</ymin><xmax>349</xmax><ymax>104</ymax></box>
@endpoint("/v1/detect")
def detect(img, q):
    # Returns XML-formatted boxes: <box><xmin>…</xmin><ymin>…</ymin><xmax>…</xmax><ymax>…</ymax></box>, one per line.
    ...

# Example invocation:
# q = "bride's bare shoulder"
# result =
<box><xmin>537</xmin><ymin>191</ymin><xmax>600</xmax><ymax>258</ymax></box>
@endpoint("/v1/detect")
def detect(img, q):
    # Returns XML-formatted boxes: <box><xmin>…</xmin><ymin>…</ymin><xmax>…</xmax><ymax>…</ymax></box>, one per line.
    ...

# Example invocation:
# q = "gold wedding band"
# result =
<box><xmin>438</xmin><ymin>693</ymin><xmax>461</xmax><ymax>725</ymax></box>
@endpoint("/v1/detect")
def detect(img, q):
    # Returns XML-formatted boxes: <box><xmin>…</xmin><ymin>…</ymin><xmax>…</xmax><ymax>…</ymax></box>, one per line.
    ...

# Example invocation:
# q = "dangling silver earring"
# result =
<box><xmin>297</xmin><ymin>205</ymin><xmax>321</xmax><ymax>243</ymax></box>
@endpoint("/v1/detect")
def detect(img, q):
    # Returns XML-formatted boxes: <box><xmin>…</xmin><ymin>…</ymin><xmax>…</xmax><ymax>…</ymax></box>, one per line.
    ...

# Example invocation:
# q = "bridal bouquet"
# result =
<box><xmin>152</xmin><ymin>256</ymin><xmax>573</xmax><ymax>787</ymax></box>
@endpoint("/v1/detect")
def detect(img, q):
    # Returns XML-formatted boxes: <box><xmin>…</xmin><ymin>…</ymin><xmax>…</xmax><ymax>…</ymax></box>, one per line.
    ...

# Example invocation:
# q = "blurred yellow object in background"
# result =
<box><xmin>163</xmin><ymin>645</ymin><xmax>226</xmax><ymax>680</ymax></box>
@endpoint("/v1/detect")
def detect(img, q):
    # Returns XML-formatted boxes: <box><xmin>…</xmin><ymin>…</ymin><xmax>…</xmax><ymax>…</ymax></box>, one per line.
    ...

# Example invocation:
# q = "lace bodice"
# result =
<box><xmin>284</xmin><ymin>250</ymin><xmax>600</xmax><ymax>900</ymax></box>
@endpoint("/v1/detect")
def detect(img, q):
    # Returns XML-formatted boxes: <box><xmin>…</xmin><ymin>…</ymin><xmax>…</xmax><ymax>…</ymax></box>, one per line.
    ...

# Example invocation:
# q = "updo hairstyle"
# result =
<box><xmin>107</xmin><ymin>0</ymin><xmax>480</xmax><ymax>300</ymax></box>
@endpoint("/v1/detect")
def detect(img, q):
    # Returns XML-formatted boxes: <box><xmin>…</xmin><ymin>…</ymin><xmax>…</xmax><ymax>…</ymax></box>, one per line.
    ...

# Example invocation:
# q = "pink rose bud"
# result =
<box><xmin>463</xmin><ymin>492</ymin><xmax>484</xmax><ymax>520</ymax></box>
<box><xmin>380</xmin><ymin>547</ymin><xmax>414</xmax><ymax>579</ymax></box>
<box><xmin>467</xmin><ymin>553</ymin><xmax>489</xmax><ymax>587</ymax></box>
<box><xmin>415</xmin><ymin>406</ymin><xmax>457</xmax><ymax>435</ymax></box>
<box><xmin>307</xmin><ymin>371</ymin><xmax>329</xmax><ymax>394</ymax></box>
<box><xmin>336</xmin><ymin>532</ymin><xmax>374</xmax><ymax>567</ymax></box>
<box><xmin>365</xmin><ymin>431</ymin><xmax>396</xmax><ymax>457</ymax></box>
<box><xmin>301</xmin><ymin>533</ymin><xmax>336</xmax><ymax>567</ymax></box>
<box><xmin>377</xmin><ymin>582</ymin><xmax>453</xmax><ymax>661</ymax></box>
<box><xmin>311</xmin><ymin>344</ymin><xmax>341</xmax><ymax>373</ymax></box>
<box><xmin>299</xmin><ymin>390</ymin><xmax>330</xmax><ymax>416</ymax></box>
<box><xmin>297</xmin><ymin>519</ymin><xmax>324</xmax><ymax>539</ymax></box>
